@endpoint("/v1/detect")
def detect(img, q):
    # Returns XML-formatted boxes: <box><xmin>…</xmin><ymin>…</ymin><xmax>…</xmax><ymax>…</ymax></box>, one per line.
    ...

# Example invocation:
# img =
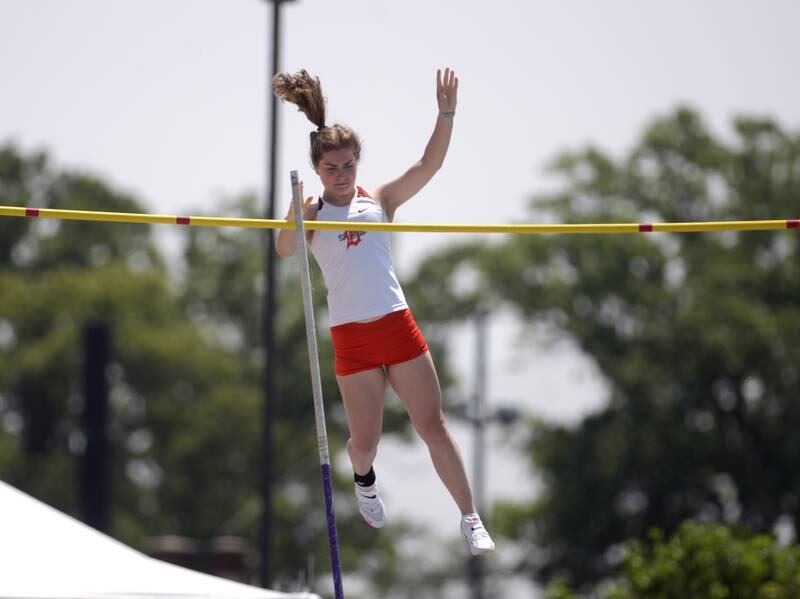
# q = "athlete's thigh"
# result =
<box><xmin>386</xmin><ymin>351</ymin><xmax>443</xmax><ymax>425</ymax></box>
<box><xmin>336</xmin><ymin>367</ymin><xmax>387</xmax><ymax>444</ymax></box>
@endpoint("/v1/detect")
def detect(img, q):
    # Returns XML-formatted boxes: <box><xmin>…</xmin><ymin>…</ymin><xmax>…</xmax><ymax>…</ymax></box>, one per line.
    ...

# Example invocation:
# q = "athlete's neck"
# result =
<box><xmin>322</xmin><ymin>186</ymin><xmax>355</xmax><ymax>207</ymax></box>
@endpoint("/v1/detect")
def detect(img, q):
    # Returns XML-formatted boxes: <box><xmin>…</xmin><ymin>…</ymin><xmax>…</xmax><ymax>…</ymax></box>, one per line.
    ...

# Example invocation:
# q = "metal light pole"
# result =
<box><xmin>473</xmin><ymin>310</ymin><xmax>488</xmax><ymax>518</ymax></box>
<box><xmin>259</xmin><ymin>0</ymin><xmax>295</xmax><ymax>589</ymax></box>
<box><xmin>448</xmin><ymin>312</ymin><xmax>520</xmax><ymax>598</ymax></box>
<box><xmin>469</xmin><ymin>310</ymin><xmax>488</xmax><ymax>599</ymax></box>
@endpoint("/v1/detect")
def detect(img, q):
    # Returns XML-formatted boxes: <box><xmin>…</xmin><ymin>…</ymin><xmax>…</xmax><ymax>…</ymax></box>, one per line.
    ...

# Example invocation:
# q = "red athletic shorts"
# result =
<box><xmin>330</xmin><ymin>309</ymin><xmax>429</xmax><ymax>376</ymax></box>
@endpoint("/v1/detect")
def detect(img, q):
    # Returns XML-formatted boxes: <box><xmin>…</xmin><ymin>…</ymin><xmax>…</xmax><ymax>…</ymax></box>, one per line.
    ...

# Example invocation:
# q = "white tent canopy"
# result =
<box><xmin>0</xmin><ymin>481</ymin><xmax>319</xmax><ymax>599</ymax></box>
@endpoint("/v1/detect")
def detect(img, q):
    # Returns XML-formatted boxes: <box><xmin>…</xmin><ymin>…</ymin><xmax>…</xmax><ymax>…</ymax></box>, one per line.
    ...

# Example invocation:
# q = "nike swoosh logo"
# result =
<box><xmin>363</xmin><ymin>494</ymin><xmax>377</xmax><ymax>499</ymax></box>
<box><xmin>357</xmin><ymin>208</ymin><xmax>368</xmax><ymax>213</ymax></box>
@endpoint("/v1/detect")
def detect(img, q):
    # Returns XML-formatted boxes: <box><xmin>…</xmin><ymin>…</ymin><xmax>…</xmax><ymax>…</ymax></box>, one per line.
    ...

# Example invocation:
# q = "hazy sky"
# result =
<box><xmin>2</xmin><ymin>1</ymin><xmax>800</xmax><ymax>595</ymax></box>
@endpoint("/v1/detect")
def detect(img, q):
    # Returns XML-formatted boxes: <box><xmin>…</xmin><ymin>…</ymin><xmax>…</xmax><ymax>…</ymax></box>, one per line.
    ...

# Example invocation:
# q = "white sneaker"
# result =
<box><xmin>355</xmin><ymin>483</ymin><xmax>386</xmax><ymax>528</ymax></box>
<box><xmin>461</xmin><ymin>513</ymin><xmax>495</xmax><ymax>556</ymax></box>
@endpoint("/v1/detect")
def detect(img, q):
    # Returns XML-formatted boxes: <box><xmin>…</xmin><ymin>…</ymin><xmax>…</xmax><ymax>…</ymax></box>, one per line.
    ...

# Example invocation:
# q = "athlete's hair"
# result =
<box><xmin>272</xmin><ymin>69</ymin><xmax>362</xmax><ymax>167</ymax></box>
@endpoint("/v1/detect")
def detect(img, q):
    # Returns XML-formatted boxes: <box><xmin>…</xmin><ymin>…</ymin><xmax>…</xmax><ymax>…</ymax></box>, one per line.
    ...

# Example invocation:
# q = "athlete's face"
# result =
<box><xmin>316</xmin><ymin>147</ymin><xmax>358</xmax><ymax>203</ymax></box>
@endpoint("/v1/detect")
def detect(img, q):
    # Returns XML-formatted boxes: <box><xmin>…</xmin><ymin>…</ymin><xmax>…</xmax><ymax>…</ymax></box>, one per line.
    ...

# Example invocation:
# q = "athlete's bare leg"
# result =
<box><xmin>336</xmin><ymin>367</ymin><xmax>387</xmax><ymax>475</ymax></box>
<box><xmin>387</xmin><ymin>351</ymin><xmax>476</xmax><ymax>515</ymax></box>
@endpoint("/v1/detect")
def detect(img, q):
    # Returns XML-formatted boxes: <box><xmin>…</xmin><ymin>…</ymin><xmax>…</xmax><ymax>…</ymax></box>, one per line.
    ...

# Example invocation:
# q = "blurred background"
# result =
<box><xmin>1</xmin><ymin>1</ymin><xmax>799</xmax><ymax>597</ymax></box>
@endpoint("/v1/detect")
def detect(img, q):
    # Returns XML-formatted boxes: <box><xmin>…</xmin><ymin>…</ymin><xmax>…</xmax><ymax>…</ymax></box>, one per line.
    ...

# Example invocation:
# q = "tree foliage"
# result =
<box><xmin>545</xmin><ymin>522</ymin><xmax>800</xmax><ymax>599</ymax></box>
<box><xmin>405</xmin><ymin>107</ymin><xmax>800</xmax><ymax>587</ymax></box>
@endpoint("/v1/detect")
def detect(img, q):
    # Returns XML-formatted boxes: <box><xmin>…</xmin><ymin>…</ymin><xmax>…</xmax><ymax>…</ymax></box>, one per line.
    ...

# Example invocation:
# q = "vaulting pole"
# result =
<box><xmin>289</xmin><ymin>170</ymin><xmax>344</xmax><ymax>599</ymax></box>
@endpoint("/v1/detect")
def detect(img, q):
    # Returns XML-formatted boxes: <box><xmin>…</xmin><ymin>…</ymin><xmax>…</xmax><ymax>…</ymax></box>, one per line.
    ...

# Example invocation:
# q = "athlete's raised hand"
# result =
<box><xmin>436</xmin><ymin>67</ymin><xmax>458</xmax><ymax>114</ymax></box>
<box><xmin>374</xmin><ymin>68</ymin><xmax>459</xmax><ymax>216</ymax></box>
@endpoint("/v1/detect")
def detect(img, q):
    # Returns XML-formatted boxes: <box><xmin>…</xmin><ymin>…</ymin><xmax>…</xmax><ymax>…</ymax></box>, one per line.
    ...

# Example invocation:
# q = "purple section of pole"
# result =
<box><xmin>321</xmin><ymin>463</ymin><xmax>344</xmax><ymax>599</ymax></box>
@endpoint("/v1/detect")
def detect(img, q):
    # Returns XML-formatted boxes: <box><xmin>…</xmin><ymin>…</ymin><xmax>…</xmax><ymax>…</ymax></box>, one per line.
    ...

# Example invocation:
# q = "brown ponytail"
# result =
<box><xmin>272</xmin><ymin>69</ymin><xmax>362</xmax><ymax>167</ymax></box>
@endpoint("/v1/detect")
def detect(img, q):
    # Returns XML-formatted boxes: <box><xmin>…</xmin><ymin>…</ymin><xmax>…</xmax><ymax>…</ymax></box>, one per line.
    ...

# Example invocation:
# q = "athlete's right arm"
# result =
<box><xmin>275</xmin><ymin>193</ymin><xmax>317</xmax><ymax>257</ymax></box>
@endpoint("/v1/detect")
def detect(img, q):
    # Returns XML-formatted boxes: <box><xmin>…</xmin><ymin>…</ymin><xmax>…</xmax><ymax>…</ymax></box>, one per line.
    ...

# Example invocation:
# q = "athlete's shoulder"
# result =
<box><xmin>355</xmin><ymin>186</ymin><xmax>381</xmax><ymax>209</ymax></box>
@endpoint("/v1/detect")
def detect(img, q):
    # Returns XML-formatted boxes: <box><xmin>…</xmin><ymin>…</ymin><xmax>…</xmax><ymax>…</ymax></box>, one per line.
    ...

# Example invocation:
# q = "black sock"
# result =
<box><xmin>354</xmin><ymin>466</ymin><xmax>376</xmax><ymax>487</ymax></box>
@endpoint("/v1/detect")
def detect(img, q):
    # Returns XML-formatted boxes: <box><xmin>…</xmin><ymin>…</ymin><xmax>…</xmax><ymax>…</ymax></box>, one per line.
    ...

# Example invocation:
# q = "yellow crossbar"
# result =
<box><xmin>1</xmin><ymin>205</ymin><xmax>798</xmax><ymax>234</ymax></box>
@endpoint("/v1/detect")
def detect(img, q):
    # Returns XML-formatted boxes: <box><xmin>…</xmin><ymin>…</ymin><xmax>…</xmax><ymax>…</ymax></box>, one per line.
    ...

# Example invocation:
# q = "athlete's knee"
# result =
<box><xmin>414</xmin><ymin>412</ymin><xmax>450</xmax><ymax>446</ymax></box>
<box><xmin>347</xmin><ymin>436</ymin><xmax>379</xmax><ymax>460</ymax></box>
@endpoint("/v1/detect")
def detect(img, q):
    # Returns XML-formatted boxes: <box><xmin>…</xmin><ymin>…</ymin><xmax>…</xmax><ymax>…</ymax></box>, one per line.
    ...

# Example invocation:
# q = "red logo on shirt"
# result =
<box><xmin>339</xmin><ymin>231</ymin><xmax>365</xmax><ymax>249</ymax></box>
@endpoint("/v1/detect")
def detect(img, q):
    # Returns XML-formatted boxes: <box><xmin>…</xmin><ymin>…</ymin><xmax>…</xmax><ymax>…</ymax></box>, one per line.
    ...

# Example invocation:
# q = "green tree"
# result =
<box><xmin>545</xmin><ymin>522</ymin><xmax>800</xmax><ymax>599</ymax></box>
<box><xmin>0</xmin><ymin>143</ymin><xmax>258</xmax><ymax>549</ymax></box>
<box><xmin>404</xmin><ymin>107</ymin><xmax>800</xmax><ymax>588</ymax></box>
<box><xmin>0</xmin><ymin>142</ymin><xmax>160</xmax><ymax>272</ymax></box>
<box><xmin>0</xmin><ymin>264</ymin><xmax>258</xmax><ymax>546</ymax></box>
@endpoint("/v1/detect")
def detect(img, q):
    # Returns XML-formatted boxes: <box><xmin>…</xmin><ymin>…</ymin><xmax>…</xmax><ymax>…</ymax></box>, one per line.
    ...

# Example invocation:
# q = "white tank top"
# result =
<box><xmin>309</xmin><ymin>186</ymin><xmax>408</xmax><ymax>327</ymax></box>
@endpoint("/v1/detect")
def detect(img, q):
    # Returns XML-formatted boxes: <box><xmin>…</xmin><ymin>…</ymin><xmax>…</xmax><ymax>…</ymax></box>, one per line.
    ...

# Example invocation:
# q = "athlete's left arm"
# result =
<box><xmin>373</xmin><ymin>68</ymin><xmax>458</xmax><ymax>220</ymax></box>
